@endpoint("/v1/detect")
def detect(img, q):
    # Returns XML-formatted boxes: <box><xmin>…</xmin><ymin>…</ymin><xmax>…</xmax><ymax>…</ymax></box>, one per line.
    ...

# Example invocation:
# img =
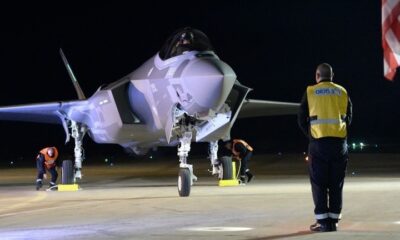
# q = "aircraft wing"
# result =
<box><xmin>238</xmin><ymin>99</ymin><xmax>300</xmax><ymax>118</ymax></box>
<box><xmin>0</xmin><ymin>101</ymin><xmax>82</xmax><ymax>124</ymax></box>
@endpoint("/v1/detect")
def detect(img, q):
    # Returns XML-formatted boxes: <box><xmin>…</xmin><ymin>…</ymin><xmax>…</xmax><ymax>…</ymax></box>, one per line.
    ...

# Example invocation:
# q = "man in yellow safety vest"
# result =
<box><xmin>298</xmin><ymin>63</ymin><xmax>352</xmax><ymax>232</ymax></box>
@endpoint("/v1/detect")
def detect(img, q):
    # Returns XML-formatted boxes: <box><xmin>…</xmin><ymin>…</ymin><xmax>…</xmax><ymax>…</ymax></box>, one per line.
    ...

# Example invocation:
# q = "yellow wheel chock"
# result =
<box><xmin>219</xmin><ymin>161</ymin><xmax>240</xmax><ymax>187</ymax></box>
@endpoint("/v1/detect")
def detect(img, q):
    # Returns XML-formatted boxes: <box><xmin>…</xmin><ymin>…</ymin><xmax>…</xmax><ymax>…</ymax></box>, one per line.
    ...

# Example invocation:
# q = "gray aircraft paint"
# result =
<box><xmin>0</xmin><ymin>29</ymin><xmax>300</xmax><ymax>196</ymax></box>
<box><xmin>0</xmin><ymin>43</ymin><xmax>298</xmax><ymax>155</ymax></box>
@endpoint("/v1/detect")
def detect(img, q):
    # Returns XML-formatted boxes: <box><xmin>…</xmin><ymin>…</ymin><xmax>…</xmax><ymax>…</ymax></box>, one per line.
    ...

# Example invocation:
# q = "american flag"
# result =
<box><xmin>382</xmin><ymin>0</ymin><xmax>400</xmax><ymax>80</ymax></box>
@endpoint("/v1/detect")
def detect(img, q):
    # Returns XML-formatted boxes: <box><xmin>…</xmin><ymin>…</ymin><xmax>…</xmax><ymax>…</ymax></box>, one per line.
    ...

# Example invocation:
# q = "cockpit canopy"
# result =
<box><xmin>159</xmin><ymin>27</ymin><xmax>213</xmax><ymax>60</ymax></box>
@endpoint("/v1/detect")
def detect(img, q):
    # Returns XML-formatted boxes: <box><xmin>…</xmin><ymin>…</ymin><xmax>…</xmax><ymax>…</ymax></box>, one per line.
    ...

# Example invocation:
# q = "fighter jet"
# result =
<box><xmin>0</xmin><ymin>27</ymin><xmax>299</xmax><ymax>196</ymax></box>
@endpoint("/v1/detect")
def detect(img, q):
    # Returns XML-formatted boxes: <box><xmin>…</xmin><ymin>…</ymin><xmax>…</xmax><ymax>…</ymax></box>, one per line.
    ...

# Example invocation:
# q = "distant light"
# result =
<box><xmin>110</xmin><ymin>163</ymin><xmax>114</xmax><ymax>167</ymax></box>
<box><xmin>303</xmin><ymin>152</ymin><xmax>306</xmax><ymax>155</ymax></box>
<box><xmin>10</xmin><ymin>161</ymin><xmax>14</xmax><ymax>165</ymax></box>
<box><xmin>149</xmin><ymin>155</ymin><xmax>153</xmax><ymax>159</ymax></box>
<box><xmin>351</xmin><ymin>172</ymin><xmax>356</xmax><ymax>175</ymax></box>
<box><xmin>105</xmin><ymin>158</ymin><xmax>108</xmax><ymax>163</ymax></box>
<box><xmin>277</xmin><ymin>152</ymin><xmax>282</xmax><ymax>156</ymax></box>
<box><xmin>352</xmin><ymin>143</ymin><xmax>356</xmax><ymax>149</ymax></box>
<box><xmin>359</xmin><ymin>142</ymin><xmax>364</xmax><ymax>150</ymax></box>
<box><xmin>305</xmin><ymin>156</ymin><xmax>309</xmax><ymax>162</ymax></box>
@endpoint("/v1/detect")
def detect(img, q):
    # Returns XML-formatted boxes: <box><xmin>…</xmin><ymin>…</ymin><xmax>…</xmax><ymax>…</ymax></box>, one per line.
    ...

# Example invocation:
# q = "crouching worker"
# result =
<box><xmin>35</xmin><ymin>147</ymin><xmax>59</xmax><ymax>191</ymax></box>
<box><xmin>224</xmin><ymin>139</ymin><xmax>254</xmax><ymax>184</ymax></box>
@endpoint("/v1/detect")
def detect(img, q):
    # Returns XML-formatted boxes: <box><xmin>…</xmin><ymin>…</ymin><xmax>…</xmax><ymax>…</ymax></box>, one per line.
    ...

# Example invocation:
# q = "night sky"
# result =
<box><xmin>0</xmin><ymin>1</ymin><xmax>399</xmax><ymax>162</ymax></box>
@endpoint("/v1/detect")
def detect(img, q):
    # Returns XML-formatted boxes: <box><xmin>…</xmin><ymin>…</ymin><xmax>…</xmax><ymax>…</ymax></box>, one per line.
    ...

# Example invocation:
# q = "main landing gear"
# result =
<box><xmin>61</xmin><ymin>121</ymin><xmax>87</xmax><ymax>184</ymax></box>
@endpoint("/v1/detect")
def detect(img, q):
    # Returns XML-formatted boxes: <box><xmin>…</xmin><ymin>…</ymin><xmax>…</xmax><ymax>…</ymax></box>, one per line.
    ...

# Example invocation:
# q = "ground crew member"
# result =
<box><xmin>298</xmin><ymin>63</ymin><xmax>352</xmax><ymax>232</ymax></box>
<box><xmin>35</xmin><ymin>147</ymin><xmax>59</xmax><ymax>191</ymax></box>
<box><xmin>224</xmin><ymin>139</ymin><xmax>254</xmax><ymax>184</ymax></box>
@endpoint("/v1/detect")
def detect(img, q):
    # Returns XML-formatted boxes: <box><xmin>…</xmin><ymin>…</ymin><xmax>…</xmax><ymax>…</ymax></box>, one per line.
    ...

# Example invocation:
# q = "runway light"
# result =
<box><xmin>359</xmin><ymin>142</ymin><xmax>364</xmax><ymax>150</ymax></box>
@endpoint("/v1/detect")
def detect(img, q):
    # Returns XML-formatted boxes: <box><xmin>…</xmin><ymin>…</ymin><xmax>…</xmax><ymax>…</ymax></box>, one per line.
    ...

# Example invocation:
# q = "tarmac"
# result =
<box><xmin>0</xmin><ymin>153</ymin><xmax>400</xmax><ymax>240</ymax></box>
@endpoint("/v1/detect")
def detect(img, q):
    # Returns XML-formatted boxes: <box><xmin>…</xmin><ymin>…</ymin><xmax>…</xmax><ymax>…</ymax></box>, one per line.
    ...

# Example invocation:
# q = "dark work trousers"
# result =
<box><xmin>308</xmin><ymin>139</ymin><xmax>348</xmax><ymax>223</ymax></box>
<box><xmin>36</xmin><ymin>160</ymin><xmax>58</xmax><ymax>184</ymax></box>
<box><xmin>240</xmin><ymin>151</ymin><xmax>253</xmax><ymax>176</ymax></box>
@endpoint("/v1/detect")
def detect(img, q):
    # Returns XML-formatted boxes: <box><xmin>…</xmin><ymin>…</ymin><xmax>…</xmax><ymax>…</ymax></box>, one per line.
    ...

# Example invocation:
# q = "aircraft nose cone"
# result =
<box><xmin>181</xmin><ymin>58</ymin><xmax>236</xmax><ymax>113</ymax></box>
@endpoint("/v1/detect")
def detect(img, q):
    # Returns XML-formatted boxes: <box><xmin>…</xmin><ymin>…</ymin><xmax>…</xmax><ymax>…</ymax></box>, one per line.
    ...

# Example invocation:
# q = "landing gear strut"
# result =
<box><xmin>70</xmin><ymin>120</ymin><xmax>87</xmax><ymax>181</ymax></box>
<box><xmin>209</xmin><ymin>141</ymin><xmax>222</xmax><ymax>178</ymax></box>
<box><xmin>177</xmin><ymin>131</ymin><xmax>196</xmax><ymax>197</ymax></box>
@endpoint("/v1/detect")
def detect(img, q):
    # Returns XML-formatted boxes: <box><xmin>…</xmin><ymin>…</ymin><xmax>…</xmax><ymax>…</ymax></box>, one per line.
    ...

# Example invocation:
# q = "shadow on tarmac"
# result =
<box><xmin>249</xmin><ymin>230</ymin><xmax>315</xmax><ymax>240</ymax></box>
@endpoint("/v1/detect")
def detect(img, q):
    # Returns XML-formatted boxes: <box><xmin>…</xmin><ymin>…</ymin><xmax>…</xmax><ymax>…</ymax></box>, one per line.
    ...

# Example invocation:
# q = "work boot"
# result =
<box><xmin>330</xmin><ymin>221</ymin><xmax>338</xmax><ymax>231</ymax></box>
<box><xmin>246</xmin><ymin>171</ymin><xmax>254</xmax><ymax>183</ymax></box>
<box><xmin>239</xmin><ymin>175</ymin><xmax>246</xmax><ymax>185</ymax></box>
<box><xmin>309</xmin><ymin>222</ymin><xmax>331</xmax><ymax>232</ymax></box>
<box><xmin>46</xmin><ymin>182</ymin><xmax>58</xmax><ymax>191</ymax></box>
<box><xmin>36</xmin><ymin>179</ymin><xmax>43</xmax><ymax>191</ymax></box>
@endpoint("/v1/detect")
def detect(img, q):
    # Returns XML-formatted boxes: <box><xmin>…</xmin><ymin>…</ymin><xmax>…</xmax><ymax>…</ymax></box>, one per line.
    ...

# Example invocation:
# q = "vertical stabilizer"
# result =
<box><xmin>59</xmin><ymin>49</ymin><xmax>86</xmax><ymax>100</ymax></box>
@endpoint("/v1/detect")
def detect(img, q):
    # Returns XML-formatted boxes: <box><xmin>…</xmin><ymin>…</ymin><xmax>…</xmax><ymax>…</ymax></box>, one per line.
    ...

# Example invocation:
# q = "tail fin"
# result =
<box><xmin>59</xmin><ymin>48</ymin><xmax>86</xmax><ymax>100</ymax></box>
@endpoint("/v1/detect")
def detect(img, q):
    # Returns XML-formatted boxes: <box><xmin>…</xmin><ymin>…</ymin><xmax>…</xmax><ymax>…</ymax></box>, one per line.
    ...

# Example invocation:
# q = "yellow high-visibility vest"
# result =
<box><xmin>306</xmin><ymin>81</ymin><xmax>348</xmax><ymax>139</ymax></box>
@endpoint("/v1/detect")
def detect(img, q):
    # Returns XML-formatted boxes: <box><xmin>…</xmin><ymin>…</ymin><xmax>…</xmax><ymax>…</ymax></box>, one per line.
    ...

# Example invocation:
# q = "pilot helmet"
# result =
<box><xmin>178</xmin><ymin>30</ymin><xmax>194</xmax><ymax>45</ymax></box>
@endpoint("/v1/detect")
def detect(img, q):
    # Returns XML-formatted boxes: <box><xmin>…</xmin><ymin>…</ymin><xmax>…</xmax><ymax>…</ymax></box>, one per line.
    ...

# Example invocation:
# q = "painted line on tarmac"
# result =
<box><xmin>0</xmin><ymin>191</ymin><xmax>47</xmax><ymax>216</ymax></box>
<box><xmin>182</xmin><ymin>226</ymin><xmax>253</xmax><ymax>232</ymax></box>
<box><xmin>0</xmin><ymin>204</ymin><xmax>68</xmax><ymax>218</ymax></box>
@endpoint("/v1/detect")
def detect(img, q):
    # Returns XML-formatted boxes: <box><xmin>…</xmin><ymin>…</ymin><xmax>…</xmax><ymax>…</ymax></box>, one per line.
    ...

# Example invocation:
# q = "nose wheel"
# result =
<box><xmin>178</xmin><ymin>168</ymin><xmax>191</xmax><ymax>197</ymax></box>
<box><xmin>177</xmin><ymin>131</ymin><xmax>197</xmax><ymax>197</ymax></box>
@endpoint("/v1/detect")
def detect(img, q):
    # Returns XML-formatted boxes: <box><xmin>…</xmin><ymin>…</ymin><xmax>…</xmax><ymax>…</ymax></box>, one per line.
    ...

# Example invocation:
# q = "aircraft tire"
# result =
<box><xmin>62</xmin><ymin>160</ymin><xmax>74</xmax><ymax>184</ymax></box>
<box><xmin>221</xmin><ymin>156</ymin><xmax>233</xmax><ymax>180</ymax></box>
<box><xmin>178</xmin><ymin>168</ymin><xmax>191</xmax><ymax>197</ymax></box>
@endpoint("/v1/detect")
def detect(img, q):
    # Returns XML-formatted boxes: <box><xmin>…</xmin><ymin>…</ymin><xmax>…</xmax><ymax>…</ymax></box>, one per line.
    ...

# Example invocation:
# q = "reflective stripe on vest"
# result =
<box><xmin>232</xmin><ymin>139</ymin><xmax>253</xmax><ymax>157</ymax></box>
<box><xmin>310</xmin><ymin>119</ymin><xmax>341</xmax><ymax>125</ymax></box>
<box><xmin>307</xmin><ymin>82</ymin><xmax>348</xmax><ymax>139</ymax></box>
